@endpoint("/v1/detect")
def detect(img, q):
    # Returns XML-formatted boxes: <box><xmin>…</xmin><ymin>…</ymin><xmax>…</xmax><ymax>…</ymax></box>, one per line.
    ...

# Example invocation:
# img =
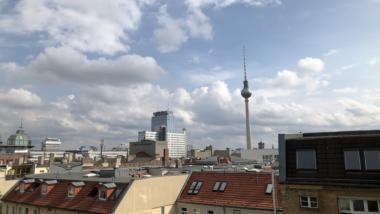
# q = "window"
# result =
<box><xmin>300</xmin><ymin>196</ymin><xmax>318</xmax><ymax>208</ymax></box>
<box><xmin>18</xmin><ymin>208</ymin><xmax>21</xmax><ymax>214</ymax></box>
<box><xmin>41</xmin><ymin>184</ymin><xmax>48</xmax><ymax>195</ymax></box>
<box><xmin>25</xmin><ymin>208</ymin><xmax>29</xmax><ymax>214</ymax></box>
<box><xmin>12</xmin><ymin>207</ymin><xmax>15</xmax><ymax>214</ymax></box>
<box><xmin>192</xmin><ymin>209</ymin><xmax>200</xmax><ymax>214</ymax></box>
<box><xmin>208</xmin><ymin>211</ymin><xmax>214</xmax><ymax>214</ymax></box>
<box><xmin>232</xmin><ymin>209</ymin><xmax>241</xmax><ymax>214</ymax></box>
<box><xmin>6</xmin><ymin>205</ymin><xmax>9</xmax><ymax>214</ymax></box>
<box><xmin>33</xmin><ymin>209</ymin><xmax>37</xmax><ymax>214</ymax></box>
<box><xmin>213</xmin><ymin>181</ymin><xmax>227</xmax><ymax>192</ymax></box>
<box><xmin>187</xmin><ymin>181</ymin><xmax>203</xmax><ymax>194</ymax></box>
<box><xmin>20</xmin><ymin>183</ymin><xmax>25</xmax><ymax>193</ymax></box>
<box><xmin>338</xmin><ymin>198</ymin><xmax>380</xmax><ymax>214</ymax></box>
<box><xmin>364</xmin><ymin>150</ymin><xmax>380</xmax><ymax>170</ymax></box>
<box><xmin>161</xmin><ymin>206</ymin><xmax>165</xmax><ymax>214</ymax></box>
<box><xmin>181</xmin><ymin>208</ymin><xmax>187</xmax><ymax>214</ymax></box>
<box><xmin>67</xmin><ymin>185</ymin><xmax>75</xmax><ymax>198</ymax></box>
<box><xmin>99</xmin><ymin>189</ymin><xmax>107</xmax><ymax>200</ymax></box>
<box><xmin>344</xmin><ymin>151</ymin><xmax>361</xmax><ymax>170</ymax></box>
<box><xmin>265</xmin><ymin>183</ymin><xmax>273</xmax><ymax>194</ymax></box>
<box><xmin>296</xmin><ymin>150</ymin><xmax>316</xmax><ymax>169</ymax></box>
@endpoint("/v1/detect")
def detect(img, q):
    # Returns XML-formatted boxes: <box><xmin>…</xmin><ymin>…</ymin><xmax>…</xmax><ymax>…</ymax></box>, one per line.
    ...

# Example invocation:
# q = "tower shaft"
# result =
<box><xmin>244</xmin><ymin>98</ymin><xmax>252</xmax><ymax>150</ymax></box>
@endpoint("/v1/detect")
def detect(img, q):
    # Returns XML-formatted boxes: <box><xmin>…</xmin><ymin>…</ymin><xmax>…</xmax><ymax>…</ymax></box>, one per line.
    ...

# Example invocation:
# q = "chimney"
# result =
<box><xmin>68</xmin><ymin>153</ymin><xmax>73</xmax><ymax>163</ymax></box>
<box><xmin>49</xmin><ymin>153</ymin><xmax>55</xmax><ymax>165</ymax></box>
<box><xmin>115</xmin><ymin>156</ymin><xmax>122</xmax><ymax>168</ymax></box>
<box><xmin>163</xmin><ymin>148</ymin><xmax>169</xmax><ymax>167</ymax></box>
<box><xmin>38</xmin><ymin>156</ymin><xmax>44</xmax><ymax>165</ymax></box>
<box><xmin>259</xmin><ymin>141</ymin><xmax>265</xmax><ymax>150</ymax></box>
<box><xmin>18</xmin><ymin>156</ymin><xmax>24</xmax><ymax>165</ymax></box>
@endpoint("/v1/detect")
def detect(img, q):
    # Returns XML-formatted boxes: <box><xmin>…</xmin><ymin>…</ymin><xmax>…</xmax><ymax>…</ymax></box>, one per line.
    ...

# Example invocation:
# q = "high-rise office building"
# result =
<box><xmin>138</xmin><ymin>111</ymin><xmax>186</xmax><ymax>158</ymax></box>
<box><xmin>151</xmin><ymin>111</ymin><xmax>175</xmax><ymax>133</ymax></box>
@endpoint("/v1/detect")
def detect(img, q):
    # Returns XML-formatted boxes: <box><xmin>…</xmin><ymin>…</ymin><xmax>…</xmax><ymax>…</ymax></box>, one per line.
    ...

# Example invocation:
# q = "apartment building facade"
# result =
<box><xmin>2</xmin><ymin>172</ymin><xmax>188</xmax><ymax>214</ymax></box>
<box><xmin>279</xmin><ymin>130</ymin><xmax>380</xmax><ymax>214</ymax></box>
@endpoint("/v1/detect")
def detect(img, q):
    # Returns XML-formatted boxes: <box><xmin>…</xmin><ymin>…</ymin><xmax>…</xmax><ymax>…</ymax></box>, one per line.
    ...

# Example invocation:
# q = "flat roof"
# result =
<box><xmin>25</xmin><ymin>172</ymin><xmax>132</xmax><ymax>183</ymax></box>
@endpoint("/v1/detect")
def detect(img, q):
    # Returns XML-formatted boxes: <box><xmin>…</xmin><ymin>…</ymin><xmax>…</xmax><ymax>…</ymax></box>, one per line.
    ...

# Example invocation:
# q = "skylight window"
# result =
<box><xmin>265</xmin><ymin>184</ymin><xmax>273</xmax><ymax>194</ymax></box>
<box><xmin>213</xmin><ymin>181</ymin><xmax>227</xmax><ymax>192</ymax></box>
<box><xmin>187</xmin><ymin>181</ymin><xmax>203</xmax><ymax>194</ymax></box>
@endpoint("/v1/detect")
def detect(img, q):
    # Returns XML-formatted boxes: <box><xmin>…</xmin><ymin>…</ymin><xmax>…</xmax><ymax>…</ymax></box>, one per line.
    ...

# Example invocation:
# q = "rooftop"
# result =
<box><xmin>2</xmin><ymin>177</ymin><xmax>127</xmax><ymax>214</ymax></box>
<box><xmin>25</xmin><ymin>172</ymin><xmax>132</xmax><ymax>183</ymax></box>
<box><xmin>177</xmin><ymin>172</ymin><xmax>281</xmax><ymax>211</ymax></box>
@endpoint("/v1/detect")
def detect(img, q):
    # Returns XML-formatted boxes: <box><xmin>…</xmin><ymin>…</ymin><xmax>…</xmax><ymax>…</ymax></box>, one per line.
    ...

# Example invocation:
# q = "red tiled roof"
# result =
<box><xmin>177</xmin><ymin>172</ymin><xmax>282</xmax><ymax>210</ymax></box>
<box><xmin>2</xmin><ymin>180</ymin><xmax>127</xmax><ymax>214</ymax></box>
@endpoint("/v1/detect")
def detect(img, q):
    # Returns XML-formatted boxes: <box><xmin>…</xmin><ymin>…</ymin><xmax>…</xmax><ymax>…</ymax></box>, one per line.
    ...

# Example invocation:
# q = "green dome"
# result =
<box><xmin>7</xmin><ymin>128</ymin><xmax>32</xmax><ymax>147</ymax></box>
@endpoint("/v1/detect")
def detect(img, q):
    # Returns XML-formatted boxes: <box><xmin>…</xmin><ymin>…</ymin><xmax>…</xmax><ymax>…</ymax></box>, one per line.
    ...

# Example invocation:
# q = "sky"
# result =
<box><xmin>0</xmin><ymin>0</ymin><xmax>380</xmax><ymax>150</ymax></box>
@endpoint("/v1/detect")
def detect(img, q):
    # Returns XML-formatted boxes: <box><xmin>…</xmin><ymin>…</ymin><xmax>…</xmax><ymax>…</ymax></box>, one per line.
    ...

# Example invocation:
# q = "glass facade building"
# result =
<box><xmin>151</xmin><ymin>111</ymin><xmax>175</xmax><ymax>133</ymax></box>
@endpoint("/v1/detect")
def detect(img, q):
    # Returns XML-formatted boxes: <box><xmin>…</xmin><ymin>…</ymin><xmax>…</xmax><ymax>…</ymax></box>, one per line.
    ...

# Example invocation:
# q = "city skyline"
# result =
<box><xmin>1</xmin><ymin>1</ymin><xmax>380</xmax><ymax>149</ymax></box>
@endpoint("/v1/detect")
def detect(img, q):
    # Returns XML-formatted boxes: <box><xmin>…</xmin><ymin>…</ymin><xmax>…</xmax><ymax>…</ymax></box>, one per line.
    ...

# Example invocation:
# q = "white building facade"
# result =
<box><xmin>241</xmin><ymin>148</ymin><xmax>279</xmax><ymax>164</ymax></box>
<box><xmin>138</xmin><ymin>130</ymin><xmax>186</xmax><ymax>158</ymax></box>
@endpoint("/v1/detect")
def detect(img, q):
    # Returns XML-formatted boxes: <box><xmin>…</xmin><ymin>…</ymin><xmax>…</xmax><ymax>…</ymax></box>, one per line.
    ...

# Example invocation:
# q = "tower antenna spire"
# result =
<box><xmin>243</xmin><ymin>46</ymin><xmax>247</xmax><ymax>81</ymax></box>
<box><xmin>20</xmin><ymin>118</ymin><xmax>23</xmax><ymax>129</ymax></box>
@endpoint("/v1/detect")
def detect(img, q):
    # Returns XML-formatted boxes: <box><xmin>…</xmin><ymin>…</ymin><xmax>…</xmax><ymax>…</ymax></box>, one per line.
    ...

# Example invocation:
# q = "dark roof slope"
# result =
<box><xmin>177</xmin><ymin>172</ymin><xmax>281</xmax><ymax>211</ymax></box>
<box><xmin>2</xmin><ymin>179</ymin><xmax>128</xmax><ymax>214</ymax></box>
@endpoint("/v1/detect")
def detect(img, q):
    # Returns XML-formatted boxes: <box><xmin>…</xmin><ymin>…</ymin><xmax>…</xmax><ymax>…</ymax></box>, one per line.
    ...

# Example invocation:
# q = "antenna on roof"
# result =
<box><xmin>19</xmin><ymin>118</ymin><xmax>24</xmax><ymax>129</ymax></box>
<box><xmin>243</xmin><ymin>45</ymin><xmax>247</xmax><ymax>81</ymax></box>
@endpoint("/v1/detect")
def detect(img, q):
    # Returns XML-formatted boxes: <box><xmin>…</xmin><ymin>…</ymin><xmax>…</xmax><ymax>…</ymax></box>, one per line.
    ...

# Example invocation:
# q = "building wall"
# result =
<box><xmin>281</xmin><ymin>184</ymin><xmax>380</xmax><ymax>214</ymax></box>
<box><xmin>241</xmin><ymin>149</ymin><xmax>278</xmax><ymax>164</ymax></box>
<box><xmin>115</xmin><ymin>174</ymin><xmax>188</xmax><ymax>214</ymax></box>
<box><xmin>0</xmin><ymin>179</ymin><xmax>17</xmax><ymax>198</ymax></box>
<box><xmin>2</xmin><ymin>203</ymin><xmax>90</xmax><ymax>214</ymax></box>
<box><xmin>177</xmin><ymin>202</ymin><xmax>277</xmax><ymax>214</ymax></box>
<box><xmin>138</xmin><ymin>131</ymin><xmax>186</xmax><ymax>159</ymax></box>
<box><xmin>190</xmin><ymin>149</ymin><xmax>212</xmax><ymax>160</ymax></box>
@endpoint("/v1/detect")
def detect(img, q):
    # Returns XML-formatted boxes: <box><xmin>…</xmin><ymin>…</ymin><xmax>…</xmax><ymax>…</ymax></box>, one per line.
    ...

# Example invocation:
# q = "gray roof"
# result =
<box><xmin>44</xmin><ymin>180</ymin><xmax>58</xmax><ymax>185</ymax></box>
<box><xmin>102</xmin><ymin>183</ymin><xmax>117</xmax><ymax>189</ymax></box>
<box><xmin>23</xmin><ymin>179</ymin><xmax>35</xmax><ymax>183</ymax></box>
<box><xmin>52</xmin><ymin>162</ymin><xmax>82</xmax><ymax>170</ymax></box>
<box><xmin>71</xmin><ymin>181</ymin><xmax>85</xmax><ymax>187</ymax></box>
<box><xmin>25</xmin><ymin>172</ymin><xmax>132</xmax><ymax>184</ymax></box>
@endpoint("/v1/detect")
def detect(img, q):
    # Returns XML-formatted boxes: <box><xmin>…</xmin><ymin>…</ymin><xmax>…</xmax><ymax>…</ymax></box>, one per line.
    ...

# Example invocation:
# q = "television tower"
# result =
<box><xmin>241</xmin><ymin>47</ymin><xmax>253</xmax><ymax>150</ymax></box>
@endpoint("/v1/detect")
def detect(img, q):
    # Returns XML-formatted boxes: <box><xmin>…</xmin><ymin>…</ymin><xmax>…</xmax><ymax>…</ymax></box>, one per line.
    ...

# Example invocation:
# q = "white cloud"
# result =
<box><xmin>185</xmin><ymin>0</ymin><xmax>282</xmax><ymax>8</ymax></box>
<box><xmin>297</xmin><ymin>57</ymin><xmax>325</xmax><ymax>73</ymax></box>
<box><xmin>154</xmin><ymin>5</ymin><xmax>212</xmax><ymax>53</ymax></box>
<box><xmin>190</xmin><ymin>69</ymin><xmax>234</xmax><ymax>84</ymax></box>
<box><xmin>368</xmin><ymin>57</ymin><xmax>380</xmax><ymax>66</ymax></box>
<box><xmin>155</xmin><ymin>0</ymin><xmax>279</xmax><ymax>53</ymax></box>
<box><xmin>9</xmin><ymin>46</ymin><xmax>165</xmax><ymax>86</ymax></box>
<box><xmin>259</xmin><ymin>57</ymin><xmax>328</xmax><ymax>92</ymax></box>
<box><xmin>154</xmin><ymin>6</ymin><xmax>189</xmax><ymax>53</ymax></box>
<box><xmin>323</xmin><ymin>49</ymin><xmax>340</xmax><ymax>56</ymax></box>
<box><xmin>340</xmin><ymin>64</ymin><xmax>358</xmax><ymax>70</ymax></box>
<box><xmin>333</xmin><ymin>87</ymin><xmax>358</xmax><ymax>94</ymax></box>
<box><xmin>0</xmin><ymin>88</ymin><xmax>42</xmax><ymax>108</ymax></box>
<box><xmin>0</xmin><ymin>0</ymin><xmax>154</xmax><ymax>54</ymax></box>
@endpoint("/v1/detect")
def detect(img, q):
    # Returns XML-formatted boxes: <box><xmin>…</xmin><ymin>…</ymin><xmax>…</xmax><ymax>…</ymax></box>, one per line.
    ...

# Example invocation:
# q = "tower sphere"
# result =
<box><xmin>241</xmin><ymin>80</ymin><xmax>252</xmax><ymax>98</ymax></box>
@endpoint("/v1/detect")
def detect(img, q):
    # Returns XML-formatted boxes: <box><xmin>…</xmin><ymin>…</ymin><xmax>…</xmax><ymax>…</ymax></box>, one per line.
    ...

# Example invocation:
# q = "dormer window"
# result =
<box><xmin>98</xmin><ymin>183</ymin><xmax>116</xmax><ymax>201</ymax></box>
<box><xmin>19</xmin><ymin>183</ymin><xmax>25</xmax><ymax>193</ymax></box>
<box><xmin>67</xmin><ymin>181</ymin><xmax>85</xmax><ymax>198</ymax></box>
<box><xmin>41</xmin><ymin>184</ymin><xmax>48</xmax><ymax>195</ymax></box>
<box><xmin>19</xmin><ymin>179</ymin><xmax>35</xmax><ymax>193</ymax></box>
<box><xmin>41</xmin><ymin>180</ymin><xmax>57</xmax><ymax>195</ymax></box>
<box><xmin>67</xmin><ymin>185</ymin><xmax>75</xmax><ymax>198</ymax></box>
<box><xmin>99</xmin><ymin>189</ymin><xmax>107</xmax><ymax>200</ymax></box>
